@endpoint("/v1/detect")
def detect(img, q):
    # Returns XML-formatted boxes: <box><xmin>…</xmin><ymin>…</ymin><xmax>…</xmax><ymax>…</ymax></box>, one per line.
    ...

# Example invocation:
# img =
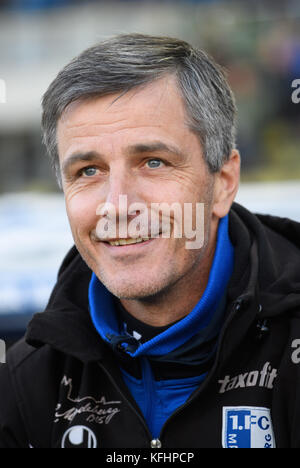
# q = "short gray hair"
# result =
<box><xmin>42</xmin><ymin>33</ymin><xmax>237</xmax><ymax>182</ymax></box>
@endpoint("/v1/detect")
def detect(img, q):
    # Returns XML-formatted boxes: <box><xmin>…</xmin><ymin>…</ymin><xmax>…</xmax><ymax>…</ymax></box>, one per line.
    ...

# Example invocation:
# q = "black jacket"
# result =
<box><xmin>0</xmin><ymin>203</ymin><xmax>300</xmax><ymax>448</ymax></box>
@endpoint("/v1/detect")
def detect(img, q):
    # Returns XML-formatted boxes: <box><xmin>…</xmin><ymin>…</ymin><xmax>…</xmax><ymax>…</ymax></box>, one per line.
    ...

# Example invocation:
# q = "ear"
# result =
<box><xmin>212</xmin><ymin>149</ymin><xmax>240</xmax><ymax>218</ymax></box>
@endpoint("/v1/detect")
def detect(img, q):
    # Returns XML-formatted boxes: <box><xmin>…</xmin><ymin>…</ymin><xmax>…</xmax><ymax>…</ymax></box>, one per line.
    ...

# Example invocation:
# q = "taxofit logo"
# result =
<box><xmin>218</xmin><ymin>362</ymin><xmax>277</xmax><ymax>394</ymax></box>
<box><xmin>0</xmin><ymin>79</ymin><xmax>6</xmax><ymax>104</ymax></box>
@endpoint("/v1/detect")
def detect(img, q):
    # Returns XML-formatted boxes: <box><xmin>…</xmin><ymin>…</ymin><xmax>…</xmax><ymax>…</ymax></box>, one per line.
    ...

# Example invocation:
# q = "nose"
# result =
<box><xmin>105</xmin><ymin>165</ymin><xmax>135</xmax><ymax>211</ymax></box>
<box><xmin>98</xmin><ymin>165</ymin><xmax>143</xmax><ymax>226</ymax></box>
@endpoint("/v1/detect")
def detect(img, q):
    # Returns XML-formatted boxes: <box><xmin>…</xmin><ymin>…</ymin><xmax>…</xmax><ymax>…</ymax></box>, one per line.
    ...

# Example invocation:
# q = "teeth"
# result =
<box><xmin>108</xmin><ymin>237</ymin><xmax>150</xmax><ymax>246</ymax></box>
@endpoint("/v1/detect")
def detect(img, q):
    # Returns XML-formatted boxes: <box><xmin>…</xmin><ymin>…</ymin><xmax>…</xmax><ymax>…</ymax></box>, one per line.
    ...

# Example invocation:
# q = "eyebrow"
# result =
<box><xmin>127</xmin><ymin>142</ymin><xmax>185</xmax><ymax>159</ymax></box>
<box><xmin>62</xmin><ymin>142</ymin><xmax>185</xmax><ymax>175</ymax></box>
<box><xmin>62</xmin><ymin>151</ymin><xmax>101</xmax><ymax>175</ymax></box>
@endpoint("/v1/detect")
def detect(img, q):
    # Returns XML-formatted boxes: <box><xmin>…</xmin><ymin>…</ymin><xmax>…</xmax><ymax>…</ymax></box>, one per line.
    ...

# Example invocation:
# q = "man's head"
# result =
<box><xmin>41</xmin><ymin>34</ymin><xmax>240</xmax><ymax>303</ymax></box>
<box><xmin>42</xmin><ymin>33</ymin><xmax>237</xmax><ymax>183</ymax></box>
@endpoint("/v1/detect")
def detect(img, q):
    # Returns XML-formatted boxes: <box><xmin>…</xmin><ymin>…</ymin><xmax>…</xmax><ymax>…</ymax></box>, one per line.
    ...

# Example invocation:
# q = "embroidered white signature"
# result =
<box><xmin>54</xmin><ymin>376</ymin><xmax>121</xmax><ymax>425</ymax></box>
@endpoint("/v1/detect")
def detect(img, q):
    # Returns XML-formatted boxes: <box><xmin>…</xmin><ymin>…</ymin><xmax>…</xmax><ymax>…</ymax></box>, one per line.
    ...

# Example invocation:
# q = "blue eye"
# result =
<box><xmin>146</xmin><ymin>159</ymin><xmax>163</xmax><ymax>169</ymax></box>
<box><xmin>82</xmin><ymin>167</ymin><xmax>98</xmax><ymax>177</ymax></box>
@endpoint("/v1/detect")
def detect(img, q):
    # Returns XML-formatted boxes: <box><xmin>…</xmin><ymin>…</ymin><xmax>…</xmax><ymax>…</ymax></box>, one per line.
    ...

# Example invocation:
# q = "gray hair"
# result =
<box><xmin>41</xmin><ymin>33</ymin><xmax>237</xmax><ymax>183</ymax></box>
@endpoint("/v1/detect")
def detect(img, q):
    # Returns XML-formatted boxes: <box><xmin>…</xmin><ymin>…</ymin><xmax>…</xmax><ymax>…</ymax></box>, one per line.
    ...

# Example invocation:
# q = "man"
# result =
<box><xmin>0</xmin><ymin>33</ymin><xmax>300</xmax><ymax>449</ymax></box>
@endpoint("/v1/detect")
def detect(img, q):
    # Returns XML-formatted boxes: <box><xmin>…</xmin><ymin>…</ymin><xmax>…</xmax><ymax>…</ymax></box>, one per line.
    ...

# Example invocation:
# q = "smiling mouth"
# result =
<box><xmin>104</xmin><ymin>237</ymin><xmax>151</xmax><ymax>246</ymax></box>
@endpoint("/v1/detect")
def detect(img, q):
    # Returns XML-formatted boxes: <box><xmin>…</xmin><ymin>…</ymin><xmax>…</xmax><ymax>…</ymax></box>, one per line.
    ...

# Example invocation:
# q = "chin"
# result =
<box><xmin>97</xmin><ymin>270</ymin><xmax>173</xmax><ymax>301</ymax></box>
<box><xmin>102</xmin><ymin>280</ymin><xmax>162</xmax><ymax>300</ymax></box>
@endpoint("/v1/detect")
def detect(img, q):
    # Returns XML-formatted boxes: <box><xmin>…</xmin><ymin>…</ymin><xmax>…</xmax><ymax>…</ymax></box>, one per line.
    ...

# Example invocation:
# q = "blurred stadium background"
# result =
<box><xmin>0</xmin><ymin>0</ymin><xmax>299</xmax><ymax>346</ymax></box>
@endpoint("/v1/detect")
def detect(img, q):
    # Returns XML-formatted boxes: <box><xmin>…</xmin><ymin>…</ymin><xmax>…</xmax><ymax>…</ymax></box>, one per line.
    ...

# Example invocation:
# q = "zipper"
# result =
<box><xmin>157</xmin><ymin>297</ymin><xmax>246</xmax><ymax>438</ymax></box>
<box><xmin>98</xmin><ymin>296</ymin><xmax>248</xmax><ymax>445</ymax></box>
<box><xmin>97</xmin><ymin>360</ymin><xmax>153</xmax><ymax>443</ymax></box>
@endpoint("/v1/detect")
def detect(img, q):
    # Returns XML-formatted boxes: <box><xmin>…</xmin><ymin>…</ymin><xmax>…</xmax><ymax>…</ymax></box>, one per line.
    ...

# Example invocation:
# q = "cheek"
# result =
<box><xmin>65</xmin><ymin>190</ymin><xmax>98</xmax><ymax>238</ymax></box>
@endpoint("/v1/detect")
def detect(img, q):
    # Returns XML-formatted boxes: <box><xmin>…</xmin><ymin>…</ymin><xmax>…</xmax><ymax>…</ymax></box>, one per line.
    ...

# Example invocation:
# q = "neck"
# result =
<box><xmin>120</xmin><ymin>227</ymin><xmax>217</xmax><ymax>327</ymax></box>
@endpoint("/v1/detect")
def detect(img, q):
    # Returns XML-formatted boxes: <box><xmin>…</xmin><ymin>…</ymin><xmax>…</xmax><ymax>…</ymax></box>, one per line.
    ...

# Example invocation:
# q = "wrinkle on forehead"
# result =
<box><xmin>59</xmin><ymin>74</ymin><xmax>185</xmax><ymax>128</ymax></box>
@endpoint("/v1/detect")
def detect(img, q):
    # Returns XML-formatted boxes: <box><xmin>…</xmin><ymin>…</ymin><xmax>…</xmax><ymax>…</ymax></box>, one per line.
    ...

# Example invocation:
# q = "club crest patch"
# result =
<box><xmin>222</xmin><ymin>406</ymin><xmax>276</xmax><ymax>448</ymax></box>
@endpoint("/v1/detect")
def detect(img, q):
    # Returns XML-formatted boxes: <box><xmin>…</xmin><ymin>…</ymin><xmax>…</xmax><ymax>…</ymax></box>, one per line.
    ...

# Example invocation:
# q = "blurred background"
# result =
<box><xmin>0</xmin><ymin>0</ymin><xmax>299</xmax><ymax>347</ymax></box>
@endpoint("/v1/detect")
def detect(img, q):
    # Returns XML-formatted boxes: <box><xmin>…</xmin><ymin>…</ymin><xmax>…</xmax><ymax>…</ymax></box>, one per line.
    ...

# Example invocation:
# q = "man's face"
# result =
<box><xmin>57</xmin><ymin>75</ymin><xmax>219</xmax><ymax>300</ymax></box>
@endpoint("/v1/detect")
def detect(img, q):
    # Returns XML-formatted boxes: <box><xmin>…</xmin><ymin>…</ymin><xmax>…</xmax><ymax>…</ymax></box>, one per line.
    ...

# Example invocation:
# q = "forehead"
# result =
<box><xmin>56</xmin><ymin>76</ymin><xmax>195</xmax><ymax>156</ymax></box>
<box><xmin>62</xmin><ymin>75</ymin><xmax>186</xmax><ymax>122</ymax></box>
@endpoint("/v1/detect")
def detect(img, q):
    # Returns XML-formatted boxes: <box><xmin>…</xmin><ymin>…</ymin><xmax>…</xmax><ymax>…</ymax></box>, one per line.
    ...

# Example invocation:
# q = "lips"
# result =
<box><xmin>105</xmin><ymin>237</ymin><xmax>150</xmax><ymax>246</ymax></box>
<box><xmin>91</xmin><ymin>228</ymin><xmax>162</xmax><ymax>244</ymax></box>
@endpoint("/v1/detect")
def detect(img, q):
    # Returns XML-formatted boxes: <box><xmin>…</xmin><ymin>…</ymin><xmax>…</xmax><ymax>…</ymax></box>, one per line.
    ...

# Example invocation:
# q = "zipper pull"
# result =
<box><xmin>106</xmin><ymin>333</ymin><xmax>140</xmax><ymax>353</ymax></box>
